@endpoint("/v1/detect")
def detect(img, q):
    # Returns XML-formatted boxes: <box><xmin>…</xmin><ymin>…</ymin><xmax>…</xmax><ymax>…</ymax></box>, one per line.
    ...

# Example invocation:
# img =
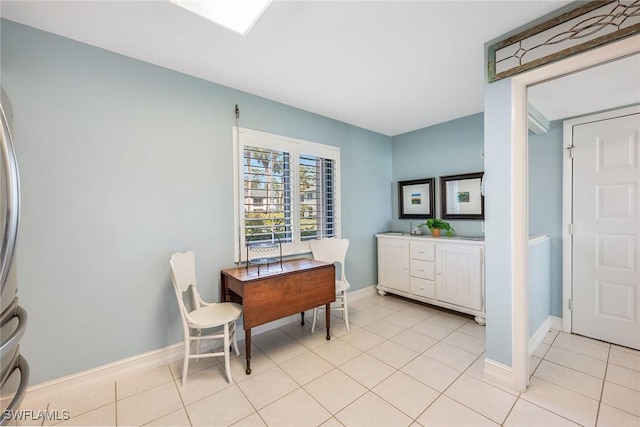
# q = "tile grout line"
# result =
<box><xmin>169</xmin><ymin>370</ymin><xmax>192</xmax><ymax>427</ymax></box>
<box><xmin>375</xmin><ymin>304</ymin><xmax>494</xmax><ymax>425</ymax></box>
<box><xmin>264</xmin><ymin>303</ymin><xmax>466</xmax><ymax>425</ymax></box>
<box><xmin>35</xmin><ymin>294</ymin><xmax>639</xmax><ymax>427</ymax></box>
<box><xmin>410</xmin><ymin>341</ymin><xmax>496</xmax><ymax>426</ymax></box>
<box><xmin>284</xmin><ymin>314</ymin><xmax>418</xmax><ymax>423</ymax></box>
<box><xmin>593</xmin><ymin>342</ymin><xmax>611</xmax><ymax>427</ymax></box>
<box><xmin>113</xmin><ymin>381</ymin><xmax>118</xmax><ymax>427</ymax></box>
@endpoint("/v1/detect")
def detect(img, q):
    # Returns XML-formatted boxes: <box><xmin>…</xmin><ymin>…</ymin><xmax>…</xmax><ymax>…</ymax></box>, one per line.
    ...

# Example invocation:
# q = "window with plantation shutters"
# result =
<box><xmin>243</xmin><ymin>146</ymin><xmax>292</xmax><ymax>244</ymax></box>
<box><xmin>233</xmin><ymin>127</ymin><xmax>341</xmax><ymax>261</ymax></box>
<box><xmin>299</xmin><ymin>154</ymin><xmax>336</xmax><ymax>240</ymax></box>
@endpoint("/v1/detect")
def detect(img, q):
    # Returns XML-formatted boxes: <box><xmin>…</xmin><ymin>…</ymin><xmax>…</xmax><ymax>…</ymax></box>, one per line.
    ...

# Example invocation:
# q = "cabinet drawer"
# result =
<box><xmin>410</xmin><ymin>241</ymin><xmax>435</xmax><ymax>261</ymax></box>
<box><xmin>411</xmin><ymin>277</ymin><xmax>435</xmax><ymax>299</ymax></box>
<box><xmin>410</xmin><ymin>259</ymin><xmax>435</xmax><ymax>280</ymax></box>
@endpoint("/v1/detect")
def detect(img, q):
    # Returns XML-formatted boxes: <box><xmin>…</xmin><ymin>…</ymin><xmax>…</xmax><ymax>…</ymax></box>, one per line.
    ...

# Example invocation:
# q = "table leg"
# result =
<box><xmin>220</xmin><ymin>274</ymin><xmax>230</xmax><ymax>303</ymax></box>
<box><xmin>245</xmin><ymin>328</ymin><xmax>252</xmax><ymax>375</ymax></box>
<box><xmin>325</xmin><ymin>303</ymin><xmax>331</xmax><ymax>340</ymax></box>
<box><xmin>300</xmin><ymin>311</ymin><xmax>305</xmax><ymax>325</ymax></box>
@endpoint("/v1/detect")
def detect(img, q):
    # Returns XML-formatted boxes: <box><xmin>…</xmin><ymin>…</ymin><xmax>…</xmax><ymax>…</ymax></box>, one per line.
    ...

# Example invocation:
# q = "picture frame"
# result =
<box><xmin>398</xmin><ymin>178</ymin><xmax>435</xmax><ymax>219</ymax></box>
<box><xmin>440</xmin><ymin>172</ymin><xmax>484</xmax><ymax>219</ymax></box>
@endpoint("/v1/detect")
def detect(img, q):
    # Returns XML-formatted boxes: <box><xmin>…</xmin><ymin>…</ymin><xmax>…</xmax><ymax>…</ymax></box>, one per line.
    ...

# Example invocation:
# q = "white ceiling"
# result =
<box><xmin>5</xmin><ymin>0</ymin><xmax>632</xmax><ymax>137</ymax></box>
<box><xmin>528</xmin><ymin>53</ymin><xmax>640</xmax><ymax>122</ymax></box>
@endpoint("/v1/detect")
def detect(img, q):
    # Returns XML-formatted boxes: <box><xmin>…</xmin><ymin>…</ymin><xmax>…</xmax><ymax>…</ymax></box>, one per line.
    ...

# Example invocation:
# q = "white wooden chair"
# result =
<box><xmin>308</xmin><ymin>238</ymin><xmax>350</xmax><ymax>333</ymax></box>
<box><xmin>170</xmin><ymin>251</ymin><xmax>242</xmax><ymax>385</ymax></box>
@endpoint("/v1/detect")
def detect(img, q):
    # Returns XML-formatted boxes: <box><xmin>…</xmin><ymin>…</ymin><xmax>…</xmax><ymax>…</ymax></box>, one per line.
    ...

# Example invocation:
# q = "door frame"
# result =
<box><xmin>562</xmin><ymin>105</ymin><xmax>640</xmax><ymax>334</ymax></box>
<box><xmin>509</xmin><ymin>34</ymin><xmax>640</xmax><ymax>392</ymax></box>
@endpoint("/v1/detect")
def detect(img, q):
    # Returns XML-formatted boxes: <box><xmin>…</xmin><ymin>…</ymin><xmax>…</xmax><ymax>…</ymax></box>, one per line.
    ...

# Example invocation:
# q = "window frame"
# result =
<box><xmin>233</xmin><ymin>127</ymin><xmax>341</xmax><ymax>262</ymax></box>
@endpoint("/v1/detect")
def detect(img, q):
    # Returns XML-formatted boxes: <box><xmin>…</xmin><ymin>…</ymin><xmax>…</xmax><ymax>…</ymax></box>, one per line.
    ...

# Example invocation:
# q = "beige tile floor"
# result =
<box><xmin>16</xmin><ymin>294</ymin><xmax>640</xmax><ymax>426</ymax></box>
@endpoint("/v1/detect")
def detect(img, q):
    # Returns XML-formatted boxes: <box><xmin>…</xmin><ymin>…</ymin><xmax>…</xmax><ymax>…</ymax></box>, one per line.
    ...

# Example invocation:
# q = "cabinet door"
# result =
<box><xmin>378</xmin><ymin>238</ymin><xmax>410</xmax><ymax>292</ymax></box>
<box><xmin>436</xmin><ymin>244</ymin><xmax>483</xmax><ymax>310</ymax></box>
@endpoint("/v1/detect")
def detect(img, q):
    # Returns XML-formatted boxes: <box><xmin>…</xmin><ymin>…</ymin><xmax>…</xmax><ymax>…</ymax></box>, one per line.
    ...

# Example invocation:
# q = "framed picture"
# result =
<box><xmin>398</xmin><ymin>178</ymin><xmax>435</xmax><ymax>219</ymax></box>
<box><xmin>440</xmin><ymin>172</ymin><xmax>484</xmax><ymax>219</ymax></box>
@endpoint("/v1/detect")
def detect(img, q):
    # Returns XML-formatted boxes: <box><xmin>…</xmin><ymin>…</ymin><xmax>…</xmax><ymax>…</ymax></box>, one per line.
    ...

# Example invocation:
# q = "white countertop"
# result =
<box><xmin>376</xmin><ymin>232</ymin><xmax>485</xmax><ymax>244</ymax></box>
<box><xmin>377</xmin><ymin>232</ymin><xmax>550</xmax><ymax>245</ymax></box>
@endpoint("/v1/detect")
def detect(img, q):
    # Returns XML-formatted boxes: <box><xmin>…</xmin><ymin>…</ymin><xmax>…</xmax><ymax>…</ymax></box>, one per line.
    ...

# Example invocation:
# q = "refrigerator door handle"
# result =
<box><xmin>0</xmin><ymin>354</ymin><xmax>29</xmax><ymax>426</ymax></box>
<box><xmin>0</xmin><ymin>302</ymin><xmax>27</xmax><ymax>380</ymax></box>
<box><xmin>0</xmin><ymin>104</ymin><xmax>20</xmax><ymax>297</ymax></box>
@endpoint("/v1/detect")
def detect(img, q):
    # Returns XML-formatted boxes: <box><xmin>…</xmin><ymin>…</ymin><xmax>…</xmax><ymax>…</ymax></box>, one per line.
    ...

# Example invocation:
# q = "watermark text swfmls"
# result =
<box><xmin>3</xmin><ymin>409</ymin><xmax>70</xmax><ymax>422</ymax></box>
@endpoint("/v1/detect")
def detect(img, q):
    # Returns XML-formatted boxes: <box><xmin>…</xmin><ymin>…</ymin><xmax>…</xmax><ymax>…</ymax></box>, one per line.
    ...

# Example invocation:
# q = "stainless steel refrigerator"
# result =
<box><xmin>0</xmin><ymin>87</ymin><xmax>29</xmax><ymax>423</ymax></box>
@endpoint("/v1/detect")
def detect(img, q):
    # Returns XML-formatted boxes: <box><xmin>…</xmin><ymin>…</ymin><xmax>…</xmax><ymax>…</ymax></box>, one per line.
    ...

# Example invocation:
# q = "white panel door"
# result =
<box><xmin>573</xmin><ymin>112</ymin><xmax>640</xmax><ymax>350</ymax></box>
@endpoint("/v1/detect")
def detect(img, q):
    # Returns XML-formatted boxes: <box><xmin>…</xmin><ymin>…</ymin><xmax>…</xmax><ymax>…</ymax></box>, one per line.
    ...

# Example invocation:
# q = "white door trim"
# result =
<box><xmin>562</xmin><ymin>105</ymin><xmax>640</xmax><ymax>334</ymax></box>
<box><xmin>508</xmin><ymin>34</ymin><xmax>640</xmax><ymax>393</ymax></box>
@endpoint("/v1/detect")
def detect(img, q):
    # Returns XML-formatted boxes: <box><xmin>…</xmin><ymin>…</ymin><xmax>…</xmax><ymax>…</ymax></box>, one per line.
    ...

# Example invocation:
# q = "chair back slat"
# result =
<box><xmin>309</xmin><ymin>238</ymin><xmax>349</xmax><ymax>279</ymax></box>
<box><xmin>169</xmin><ymin>251</ymin><xmax>201</xmax><ymax>317</ymax></box>
<box><xmin>170</xmin><ymin>251</ymin><xmax>197</xmax><ymax>293</ymax></box>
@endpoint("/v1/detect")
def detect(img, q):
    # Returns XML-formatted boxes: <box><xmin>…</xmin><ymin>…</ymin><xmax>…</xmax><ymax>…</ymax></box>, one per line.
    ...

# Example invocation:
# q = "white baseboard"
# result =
<box><xmin>550</xmin><ymin>315</ymin><xmax>563</xmax><ymax>332</ymax></box>
<box><xmin>25</xmin><ymin>343</ymin><xmax>184</xmax><ymax>402</ymax></box>
<box><xmin>483</xmin><ymin>316</ymin><xmax>564</xmax><ymax>393</ymax></box>
<box><xmin>24</xmin><ymin>285</ymin><xmax>378</xmax><ymax>402</ymax></box>
<box><xmin>529</xmin><ymin>315</ymin><xmax>565</xmax><ymax>357</ymax></box>
<box><xmin>347</xmin><ymin>284</ymin><xmax>378</xmax><ymax>301</ymax></box>
<box><xmin>529</xmin><ymin>317</ymin><xmax>552</xmax><ymax>357</ymax></box>
<box><xmin>483</xmin><ymin>358</ymin><xmax>513</xmax><ymax>389</ymax></box>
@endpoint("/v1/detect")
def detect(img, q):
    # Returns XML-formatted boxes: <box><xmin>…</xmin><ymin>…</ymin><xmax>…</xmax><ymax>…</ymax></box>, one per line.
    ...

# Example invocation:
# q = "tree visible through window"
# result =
<box><xmin>299</xmin><ymin>154</ymin><xmax>335</xmax><ymax>241</ymax></box>
<box><xmin>243</xmin><ymin>146</ymin><xmax>292</xmax><ymax>244</ymax></box>
<box><xmin>234</xmin><ymin>128</ymin><xmax>341</xmax><ymax>260</ymax></box>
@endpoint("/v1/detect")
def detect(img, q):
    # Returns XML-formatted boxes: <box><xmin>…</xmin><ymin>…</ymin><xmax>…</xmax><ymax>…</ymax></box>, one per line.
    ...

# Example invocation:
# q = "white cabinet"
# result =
<box><xmin>377</xmin><ymin>237</ymin><xmax>410</xmax><ymax>293</ymax></box>
<box><xmin>409</xmin><ymin>240</ymin><xmax>436</xmax><ymax>299</ymax></box>
<box><xmin>376</xmin><ymin>234</ymin><xmax>485</xmax><ymax>324</ymax></box>
<box><xmin>436</xmin><ymin>243</ymin><xmax>483</xmax><ymax>312</ymax></box>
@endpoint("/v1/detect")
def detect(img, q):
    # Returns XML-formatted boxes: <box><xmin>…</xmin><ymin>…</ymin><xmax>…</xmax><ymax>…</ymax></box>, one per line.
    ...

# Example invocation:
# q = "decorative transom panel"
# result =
<box><xmin>487</xmin><ymin>1</ymin><xmax>640</xmax><ymax>82</ymax></box>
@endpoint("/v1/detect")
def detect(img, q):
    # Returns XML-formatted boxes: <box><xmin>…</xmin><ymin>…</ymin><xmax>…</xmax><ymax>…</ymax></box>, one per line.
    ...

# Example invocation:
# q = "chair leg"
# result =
<box><xmin>194</xmin><ymin>328</ymin><xmax>201</xmax><ymax>363</ymax></box>
<box><xmin>181</xmin><ymin>337</ymin><xmax>190</xmax><ymax>387</ymax></box>
<box><xmin>231</xmin><ymin>321</ymin><xmax>240</xmax><ymax>356</ymax></box>
<box><xmin>223</xmin><ymin>323</ymin><xmax>233</xmax><ymax>384</ymax></box>
<box><xmin>342</xmin><ymin>290</ymin><xmax>350</xmax><ymax>332</ymax></box>
<box><xmin>311</xmin><ymin>307</ymin><xmax>318</xmax><ymax>333</ymax></box>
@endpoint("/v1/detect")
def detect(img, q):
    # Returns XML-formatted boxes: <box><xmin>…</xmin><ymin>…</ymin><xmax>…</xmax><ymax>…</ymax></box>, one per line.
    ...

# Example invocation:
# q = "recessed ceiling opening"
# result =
<box><xmin>169</xmin><ymin>0</ymin><xmax>271</xmax><ymax>35</ymax></box>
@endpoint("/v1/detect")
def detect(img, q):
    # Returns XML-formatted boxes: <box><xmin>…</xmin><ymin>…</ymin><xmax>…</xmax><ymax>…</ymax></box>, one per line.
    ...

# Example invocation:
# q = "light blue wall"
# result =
<box><xmin>529</xmin><ymin>121</ymin><xmax>563</xmax><ymax>317</ymax></box>
<box><xmin>390</xmin><ymin>113</ymin><xmax>485</xmax><ymax>236</ymax></box>
<box><xmin>390</xmin><ymin>110</ymin><xmax>564</xmax><ymax>364</ymax></box>
<box><xmin>483</xmin><ymin>78</ymin><xmax>515</xmax><ymax>366</ymax></box>
<box><xmin>1</xmin><ymin>19</ymin><xmax>392</xmax><ymax>385</ymax></box>
<box><xmin>482</xmin><ymin>0</ymin><xmax>584</xmax><ymax>371</ymax></box>
<box><xmin>483</xmin><ymin>79</ymin><xmax>565</xmax><ymax>367</ymax></box>
<box><xmin>528</xmin><ymin>237</ymin><xmax>551</xmax><ymax>336</ymax></box>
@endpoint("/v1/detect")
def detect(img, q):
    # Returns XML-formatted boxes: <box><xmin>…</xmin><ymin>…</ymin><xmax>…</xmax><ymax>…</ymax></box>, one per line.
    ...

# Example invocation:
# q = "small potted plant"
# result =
<box><xmin>424</xmin><ymin>218</ymin><xmax>454</xmax><ymax>237</ymax></box>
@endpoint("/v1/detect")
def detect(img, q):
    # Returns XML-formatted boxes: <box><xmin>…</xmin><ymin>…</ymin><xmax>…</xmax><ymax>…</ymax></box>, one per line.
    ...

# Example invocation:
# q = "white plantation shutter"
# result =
<box><xmin>299</xmin><ymin>153</ymin><xmax>337</xmax><ymax>240</ymax></box>
<box><xmin>243</xmin><ymin>145</ymin><xmax>292</xmax><ymax>244</ymax></box>
<box><xmin>234</xmin><ymin>128</ymin><xmax>340</xmax><ymax>261</ymax></box>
